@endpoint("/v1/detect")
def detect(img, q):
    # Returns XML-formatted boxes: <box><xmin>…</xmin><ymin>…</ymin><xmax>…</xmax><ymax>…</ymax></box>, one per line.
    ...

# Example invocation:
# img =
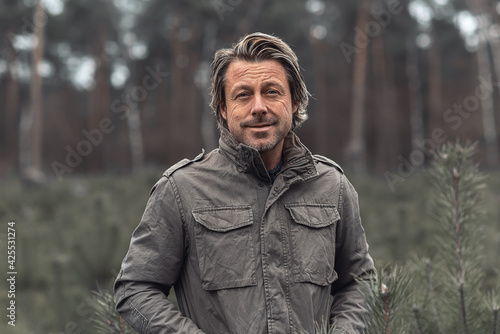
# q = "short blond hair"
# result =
<box><xmin>210</xmin><ymin>32</ymin><xmax>310</xmax><ymax>130</ymax></box>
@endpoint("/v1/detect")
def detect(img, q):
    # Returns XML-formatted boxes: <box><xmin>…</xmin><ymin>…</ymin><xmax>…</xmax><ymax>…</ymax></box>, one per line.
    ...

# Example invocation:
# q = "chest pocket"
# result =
<box><xmin>285</xmin><ymin>203</ymin><xmax>339</xmax><ymax>286</ymax></box>
<box><xmin>192</xmin><ymin>206</ymin><xmax>257</xmax><ymax>291</ymax></box>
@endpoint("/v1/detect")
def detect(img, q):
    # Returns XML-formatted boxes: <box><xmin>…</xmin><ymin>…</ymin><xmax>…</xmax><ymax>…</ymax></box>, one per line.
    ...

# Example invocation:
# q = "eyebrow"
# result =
<box><xmin>230</xmin><ymin>84</ymin><xmax>252</xmax><ymax>95</ymax></box>
<box><xmin>229</xmin><ymin>80</ymin><xmax>287</xmax><ymax>96</ymax></box>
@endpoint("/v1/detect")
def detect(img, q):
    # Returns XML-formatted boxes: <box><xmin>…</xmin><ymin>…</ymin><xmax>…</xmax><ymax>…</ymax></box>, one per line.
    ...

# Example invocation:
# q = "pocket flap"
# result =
<box><xmin>192</xmin><ymin>206</ymin><xmax>253</xmax><ymax>232</ymax></box>
<box><xmin>285</xmin><ymin>204</ymin><xmax>339</xmax><ymax>228</ymax></box>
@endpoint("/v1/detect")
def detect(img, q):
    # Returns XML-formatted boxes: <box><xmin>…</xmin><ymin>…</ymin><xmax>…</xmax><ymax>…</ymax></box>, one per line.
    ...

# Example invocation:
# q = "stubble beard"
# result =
<box><xmin>235</xmin><ymin>117</ymin><xmax>290</xmax><ymax>153</ymax></box>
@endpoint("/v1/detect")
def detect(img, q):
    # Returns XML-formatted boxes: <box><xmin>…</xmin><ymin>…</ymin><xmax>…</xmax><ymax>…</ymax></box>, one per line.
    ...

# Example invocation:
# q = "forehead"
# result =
<box><xmin>226</xmin><ymin>60</ymin><xmax>288</xmax><ymax>85</ymax></box>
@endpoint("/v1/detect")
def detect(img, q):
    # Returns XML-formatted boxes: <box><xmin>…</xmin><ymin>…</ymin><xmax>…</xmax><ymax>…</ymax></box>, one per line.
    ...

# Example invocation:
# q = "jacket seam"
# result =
<box><xmin>281</xmin><ymin>156</ymin><xmax>310</xmax><ymax>171</ymax></box>
<box><xmin>218</xmin><ymin>144</ymin><xmax>249</xmax><ymax>172</ymax></box>
<box><xmin>192</xmin><ymin>208</ymin><xmax>253</xmax><ymax>232</ymax></box>
<box><xmin>278</xmin><ymin>198</ymin><xmax>294</xmax><ymax>331</ymax></box>
<box><xmin>192</xmin><ymin>205</ymin><xmax>252</xmax><ymax>212</ymax></box>
<box><xmin>337</xmin><ymin>174</ymin><xmax>345</xmax><ymax>217</ymax></box>
<box><xmin>127</xmin><ymin>300</ymin><xmax>149</xmax><ymax>333</ymax></box>
<box><xmin>166</xmin><ymin>176</ymin><xmax>190</xmax><ymax>255</ymax></box>
<box><xmin>260</xmin><ymin>209</ymin><xmax>273</xmax><ymax>333</ymax></box>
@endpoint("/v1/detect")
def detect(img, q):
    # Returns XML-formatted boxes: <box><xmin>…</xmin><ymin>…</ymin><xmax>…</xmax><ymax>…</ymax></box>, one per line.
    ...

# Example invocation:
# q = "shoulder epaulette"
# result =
<box><xmin>163</xmin><ymin>149</ymin><xmax>205</xmax><ymax>178</ymax></box>
<box><xmin>313</xmin><ymin>154</ymin><xmax>344</xmax><ymax>174</ymax></box>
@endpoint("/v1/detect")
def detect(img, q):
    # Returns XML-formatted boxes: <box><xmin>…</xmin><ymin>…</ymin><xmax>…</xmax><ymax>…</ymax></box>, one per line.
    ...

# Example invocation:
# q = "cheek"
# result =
<box><xmin>224</xmin><ymin>110</ymin><xmax>239</xmax><ymax>129</ymax></box>
<box><xmin>220</xmin><ymin>104</ymin><xmax>228</xmax><ymax>120</ymax></box>
<box><xmin>225</xmin><ymin>105</ymin><xmax>244</xmax><ymax>121</ymax></box>
<box><xmin>277</xmin><ymin>100</ymin><xmax>295</xmax><ymax>119</ymax></box>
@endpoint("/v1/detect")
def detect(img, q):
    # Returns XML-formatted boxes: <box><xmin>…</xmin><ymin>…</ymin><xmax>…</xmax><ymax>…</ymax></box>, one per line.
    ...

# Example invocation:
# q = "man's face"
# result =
<box><xmin>221</xmin><ymin>60</ymin><xmax>297</xmax><ymax>153</ymax></box>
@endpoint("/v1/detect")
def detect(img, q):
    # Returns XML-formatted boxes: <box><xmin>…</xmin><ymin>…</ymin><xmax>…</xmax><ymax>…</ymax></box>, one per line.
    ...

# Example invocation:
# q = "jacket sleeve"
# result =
<box><xmin>329</xmin><ymin>175</ymin><xmax>377</xmax><ymax>334</ymax></box>
<box><xmin>114</xmin><ymin>176</ymin><xmax>205</xmax><ymax>334</ymax></box>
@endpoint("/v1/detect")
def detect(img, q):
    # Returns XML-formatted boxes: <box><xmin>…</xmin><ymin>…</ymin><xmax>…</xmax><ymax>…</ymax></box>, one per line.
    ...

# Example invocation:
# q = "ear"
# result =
<box><xmin>293</xmin><ymin>102</ymin><xmax>299</xmax><ymax>114</ymax></box>
<box><xmin>221</xmin><ymin>103</ymin><xmax>227</xmax><ymax>120</ymax></box>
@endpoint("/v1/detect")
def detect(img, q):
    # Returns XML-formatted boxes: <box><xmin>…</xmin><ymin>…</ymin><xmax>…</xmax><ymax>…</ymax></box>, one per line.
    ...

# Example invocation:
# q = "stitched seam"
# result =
<box><xmin>167</xmin><ymin>176</ymin><xmax>190</xmax><ymax>256</ymax></box>
<box><xmin>127</xmin><ymin>300</ymin><xmax>148</xmax><ymax>333</ymax></box>
<box><xmin>337</xmin><ymin>174</ymin><xmax>345</xmax><ymax>218</ymax></box>
<box><xmin>285</xmin><ymin>203</ymin><xmax>336</xmax><ymax>208</ymax></box>
<box><xmin>192</xmin><ymin>205</ymin><xmax>252</xmax><ymax>212</ymax></box>
<box><xmin>284</xmin><ymin>203</ymin><xmax>339</xmax><ymax>227</ymax></box>
<box><xmin>192</xmin><ymin>206</ymin><xmax>253</xmax><ymax>232</ymax></box>
<box><xmin>278</xmin><ymin>198</ymin><xmax>294</xmax><ymax>330</ymax></box>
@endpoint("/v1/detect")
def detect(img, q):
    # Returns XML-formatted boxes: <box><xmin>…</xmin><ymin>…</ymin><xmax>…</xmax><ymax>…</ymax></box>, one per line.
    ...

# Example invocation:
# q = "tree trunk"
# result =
<box><xmin>405</xmin><ymin>28</ymin><xmax>425</xmax><ymax>155</ymax></box>
<box><xmin>371</xmin><ymin>30</ymin><xmax>399</xmax><ymax>173</ymax></box>
<box><xmin>485</xmin><ymin>19</ymin><xmax>500</xmax><ymax>165</ymax></box>
<box><xmin>467</xmin><ymin>0</ymin><xmax>499</xmax><ymax>166</ymax></box>
<box><xmin>345</xmin><ymin>0</ymin><xmax>370</xmax><ymax>172</ymax></box>
<box><xmin>3</xmin><ymin>29</ymin><xmax>20</xmax><ymax>176</ymax></box>
<box><xmin>185</xmin><ymin>30</ymin><xmax>203</xmax><ymax>156</ymax></box>
<box><xmin>427</xmin><ymin>32</ymin><xmax>443</xmax><ymax>146</ymax></box>
<box><xmin>115</xmin><ymin>24</ymin><xmax>145</xmax><ymax>173</ymax></box>
<box><xmin>476</xmin><ymin>39</ymin><xmax>499</xmax><ymax>166</ymax></box>
<box><xmin>311</xmin><ymin>37</ymin><xmax>329</xmax><ymax>155</ymax></box>
<box><xmin>125</xmin><ymin>65</ymin><xmax>145</xmax><ymax>173</ymax></box>
<box><xmin>87</xmin><ymin>25</ymin><xmax>111</xmax><ymax>172</ymax></box>
<box><xmin>24</xmin><ymin>0</ymin><xmax>46</xmax><ymax>181</ymax></box>
<box><xmin>169</xmin><ymin>18</ymin><xmax>202</xmax><ymax>160</ymax></box>
<box><xmin>170</xmin><ymin>18</ymin><xmax>185</xmax><ymax>161</ymax></box>
<box><xmin>198</xmin><ymin>21</ymin><xmax>218</xmax><ymax>151</ymax></box>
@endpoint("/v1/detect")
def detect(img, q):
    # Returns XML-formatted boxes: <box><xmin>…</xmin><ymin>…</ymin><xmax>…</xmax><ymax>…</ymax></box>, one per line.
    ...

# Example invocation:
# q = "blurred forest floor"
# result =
<box><xmin>0</xmin><ymin>165</ymin><xmax>499</xmax><ymax>333</ymax></box>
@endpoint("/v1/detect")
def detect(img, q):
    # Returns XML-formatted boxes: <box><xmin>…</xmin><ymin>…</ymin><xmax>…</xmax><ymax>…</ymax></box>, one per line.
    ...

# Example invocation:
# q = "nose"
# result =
<box><xmin>251</xmin><ymin>94</ymin><xmax>267</xmax><ymax>117</ymax></box>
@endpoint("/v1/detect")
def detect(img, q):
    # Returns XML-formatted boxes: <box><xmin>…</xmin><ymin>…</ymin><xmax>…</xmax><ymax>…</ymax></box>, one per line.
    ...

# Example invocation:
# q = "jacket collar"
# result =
<box><xmin>218</xmin><ymin>128</ymin><xmax>317</xmax><ymax>181</ymax></box>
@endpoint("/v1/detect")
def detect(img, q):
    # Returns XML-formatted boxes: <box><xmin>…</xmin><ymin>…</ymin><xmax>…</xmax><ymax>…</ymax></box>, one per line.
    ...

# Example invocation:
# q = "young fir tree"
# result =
<box><xmin>408</xmin><ymin>141</ymin><xmax>499</xmax><ymax>334</ymax></box>
<box><xmin>88</xmin><ymin>283</ymin><xmax>135</xmax><ymax>334</ymax></box>
<box><xmin>363</xmin><ymin>141</ymin><xmax>498</xmax><ymax>334</ymax></box>
<box><xmin>364</xmin><ymin>264</ymin><xmax>413</xmax><ymax>333</ymax></box>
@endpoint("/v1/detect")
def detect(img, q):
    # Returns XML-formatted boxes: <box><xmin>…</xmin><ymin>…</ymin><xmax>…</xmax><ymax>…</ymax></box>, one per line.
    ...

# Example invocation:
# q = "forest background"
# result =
<box><xmin>1</xmin><ymin>0</ymin><xmax>500</xmax><ymax>333</ymax></box>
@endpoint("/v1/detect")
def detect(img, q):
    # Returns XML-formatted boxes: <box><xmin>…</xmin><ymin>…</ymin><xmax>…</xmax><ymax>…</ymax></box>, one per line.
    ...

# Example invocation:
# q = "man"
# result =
<box><xmin>115</xmin><ymin>32</ymin><xmax>376</xmax><ymax>334</ymax></box>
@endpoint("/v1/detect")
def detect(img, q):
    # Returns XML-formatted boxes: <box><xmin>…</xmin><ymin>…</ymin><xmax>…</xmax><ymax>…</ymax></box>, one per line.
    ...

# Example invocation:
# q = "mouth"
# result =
<box><xmin>247</xmin><ymin>124</ymin><xmax>274</xmax><ymax>132</ymax></box>
<box><xmin>249</xmin><ymin>123</ymin><xmax>273</xmax><ymax>128</ymax></box>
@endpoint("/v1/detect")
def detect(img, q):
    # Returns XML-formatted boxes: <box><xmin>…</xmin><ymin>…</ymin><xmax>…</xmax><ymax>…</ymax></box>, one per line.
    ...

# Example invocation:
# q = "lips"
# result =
<box><xmin>249</xmin><ymin>123</ymin><xmax>273</xmax><ymax>128</ymax></box>
<box><xmin>246</xmin><ymin>124</ymin><xmax>275</xmax><ymax>134</ymax></box>
<box><xmin>243</xmin><ymin>119</ymin><xmax>277</xmax><ymax>128</ymax></box>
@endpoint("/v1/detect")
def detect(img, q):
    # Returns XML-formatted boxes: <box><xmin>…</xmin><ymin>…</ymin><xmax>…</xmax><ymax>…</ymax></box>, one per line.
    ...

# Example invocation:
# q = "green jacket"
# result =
<box><xmin>115</xmin><ymin>129</ymin><xmax>376</xmax><ymax>334</ymax></box>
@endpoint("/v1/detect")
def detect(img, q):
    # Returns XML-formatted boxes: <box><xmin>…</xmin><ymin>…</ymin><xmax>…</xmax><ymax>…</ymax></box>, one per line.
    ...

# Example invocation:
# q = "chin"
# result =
<box><xmin>247</xmin><ymin>139</ymin><xmax>280</xmax><ymax>152</ymax></box>
<box><xmin>236</xmin><ymin>130</ymin><xmax>283</xmax><ymax>152</ymax></box>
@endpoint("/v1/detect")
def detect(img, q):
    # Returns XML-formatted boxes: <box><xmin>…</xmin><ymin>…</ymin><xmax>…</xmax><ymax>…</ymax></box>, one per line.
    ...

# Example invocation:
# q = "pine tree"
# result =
<box><xmin>88</xmin><ymin>283</ymin><xmax>135</xmax><ymax>334</ymax></box>
<box><xmin>364</xmin><ymin>264</ymin><xmax>413</xmax><ymax>333</ymax></box>
<box><xmin>366</xmin><ymin>141</ymin><xmax>498</xmax><ymax>334</ymax></box>
<box><xmin>408</xmin><ymin>141</ymin><xmax>499</xmax><ymax>334</ymax></box>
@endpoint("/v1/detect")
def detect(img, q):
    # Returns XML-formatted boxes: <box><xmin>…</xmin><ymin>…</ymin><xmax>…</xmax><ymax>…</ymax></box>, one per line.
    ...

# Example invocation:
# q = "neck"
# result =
<box><xmin>260</xmin><ymin>140</ymin><xmax>284</xmax><ymax>170</ymax></box>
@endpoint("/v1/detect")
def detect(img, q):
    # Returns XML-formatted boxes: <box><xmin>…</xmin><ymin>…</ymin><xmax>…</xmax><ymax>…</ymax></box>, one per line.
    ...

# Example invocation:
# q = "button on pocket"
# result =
<box><xmin>285</xmin><ymin>203</ymin><xmax>339</xmax><ymax>286</ymax></box>
<box><xmin>192</xmin><ymin>206</ymin><xmax>256</xmax><ymax>290</ymax></box>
